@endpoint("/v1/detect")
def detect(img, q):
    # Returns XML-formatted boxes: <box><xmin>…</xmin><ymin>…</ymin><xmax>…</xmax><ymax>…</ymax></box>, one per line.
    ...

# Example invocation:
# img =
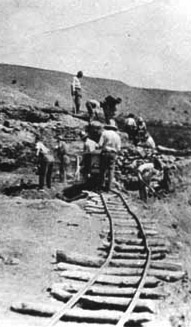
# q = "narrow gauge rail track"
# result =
<box><xmin>11</xmin><ymin>191</ymin><xmax>184</xmax><ymax>327</ymax></box>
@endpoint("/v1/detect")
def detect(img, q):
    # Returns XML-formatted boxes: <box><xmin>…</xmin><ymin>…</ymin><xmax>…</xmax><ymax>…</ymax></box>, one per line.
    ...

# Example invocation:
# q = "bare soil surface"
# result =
<box><xmin>0</xmin><ymin>174</ymin><xmax>104</xmax><ymax>326</ymax></box>
<box><xmin>0</xmin><ymin>163</ymin><xmax>191</xmax><ymax>327</ymax></box>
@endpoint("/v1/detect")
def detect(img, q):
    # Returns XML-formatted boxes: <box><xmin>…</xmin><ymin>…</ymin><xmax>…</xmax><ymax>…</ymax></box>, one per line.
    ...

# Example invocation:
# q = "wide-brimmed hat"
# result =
<box><xmin>104</xmin><ymin>119</ymin><xmax>118</xmax><ymax>131</ymax></box>
<box><xmin>104</xmin><ymin>125</ymin><xmax>118</xmax><ymax>131</ymax></box>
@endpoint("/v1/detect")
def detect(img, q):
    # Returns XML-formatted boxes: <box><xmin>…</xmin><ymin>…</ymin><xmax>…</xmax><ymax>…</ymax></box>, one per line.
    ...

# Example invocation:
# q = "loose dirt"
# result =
<box><xmin>0</xmin><ymin>166</ymin><xmax>191</xmax><ymax>327</ymax></box>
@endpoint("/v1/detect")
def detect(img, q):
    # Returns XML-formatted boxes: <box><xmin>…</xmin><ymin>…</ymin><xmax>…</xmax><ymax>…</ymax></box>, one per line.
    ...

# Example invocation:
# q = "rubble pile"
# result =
<box><xmin>115</xmin><ymin>144</ymin><xmax>178</xmax><ymax>192</ymax></box>
<box><xmin>0</xmin><ymin>114</ymin><xmax>86</xmax><ymax>171</ymax></box>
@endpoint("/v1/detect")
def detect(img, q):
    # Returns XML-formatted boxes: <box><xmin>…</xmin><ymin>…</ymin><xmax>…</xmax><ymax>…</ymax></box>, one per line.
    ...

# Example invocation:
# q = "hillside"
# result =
<box><xmin>1</xmin><ymin>64</ymin><xmax>191</xmax><ymax>124</ymax></box>
<box><xmin>1</xmin><ymin>68</ymin><xmax>191</xmax><ymax>327</ymax></box>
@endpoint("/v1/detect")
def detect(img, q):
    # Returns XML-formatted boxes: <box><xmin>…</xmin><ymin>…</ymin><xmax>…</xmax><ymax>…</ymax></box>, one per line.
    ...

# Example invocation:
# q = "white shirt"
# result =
<box><xmin>84</xmin><ymin>138</ymin><xmax>97</xmax><ymax>152</ymax></box>
<box><xmin>72</xmin><ymin>76</ymin><xmax>81</xmax><ymax>92</ymax></box>
<box><xmin>125</xmin><ymin>117</ymin><xmax>136</xmax><ymax>127</ymax></box>
<box><xmin>145</xmin><ymin>135</ymin><xmax>156</xmax><ymax>149</ymax></box>
<box><xmin>35</xmin><ymin>141</ymin><xmax>49</xmax><ymax>156</ymax></box>
<box><xmin>89</xmin><ymin>99</ymin><xmax>101</xmax><ymax>109</ymax></box>
<box><xmin>99</xmin><ymin>130</ymin><xmax>121</xmax><ymax>153</ymax></box>
<box><xmin>138</xmin><ymin>163</ymin><xmax>154</xmax><ymax>174</ymax></box>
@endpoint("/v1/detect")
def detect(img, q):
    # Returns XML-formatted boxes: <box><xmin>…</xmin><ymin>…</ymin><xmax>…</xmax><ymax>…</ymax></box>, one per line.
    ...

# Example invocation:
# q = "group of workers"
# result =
<box><xmin>71</xmin><ymin>71</ymin><xmax>122</xmax><ymax>124</ymax></box>
<box><xmin>125</xmin><ymin>113</ymin><xmax>155</xmax><ymax>149</ymax></box>
<box><xmin>35</xmin><ymin>135</ymin><xmax>69</xmax><ymax>190</ymax></box>
<box><xmin>35</xmin><ymin>121</ymin><xmax>121</xmax><ymax>193</ymax></box>
<box><xmin>34</xmin><ymin>70</ymin><xmax>165</xmax><ymax>201</ymax></box>
<box><xmin>79</xmin><ymin>121</ymin><xmax>121</xmax><ymax>192</ymax></box>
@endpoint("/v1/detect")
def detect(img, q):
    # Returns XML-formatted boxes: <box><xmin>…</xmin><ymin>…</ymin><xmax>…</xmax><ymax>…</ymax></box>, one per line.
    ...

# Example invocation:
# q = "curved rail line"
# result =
<box><xmin>46</xmin><ymin>192</ymin><xmax>116</xmax><ymax>327</ymax></box>
<box><xmin>114</xmin><ymin>190</ymin><xmax>151</xmax><ymax>327</ymax></box>
<box><xmin>11</xmin><ymin>190</ymin><xmax>184</xmax><ymax>326</ymax></box>
<box><xmin>46</xmin><ymin>190</ymin><xmax>151</xmax><ymax>327</ymax></box>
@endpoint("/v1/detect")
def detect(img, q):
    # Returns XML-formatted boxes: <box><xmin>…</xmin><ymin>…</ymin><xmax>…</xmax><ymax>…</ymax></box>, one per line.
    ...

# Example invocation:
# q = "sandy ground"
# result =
<box><xmin>0</xmin><ymin>166</ymin><xmax>191</xmax><ymax>327</ymax></box>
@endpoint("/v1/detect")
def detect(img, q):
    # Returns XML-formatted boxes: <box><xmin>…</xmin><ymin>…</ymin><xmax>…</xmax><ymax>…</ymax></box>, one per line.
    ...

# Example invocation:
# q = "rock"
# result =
<box><xmin>4</xmin><ymin>257</ymin><xmax>20</xmax><ymax>265</ymax></box>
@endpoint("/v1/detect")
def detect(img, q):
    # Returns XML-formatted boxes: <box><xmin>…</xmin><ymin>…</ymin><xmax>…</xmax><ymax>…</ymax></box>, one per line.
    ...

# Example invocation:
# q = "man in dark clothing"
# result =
<box><xmin>100</xmin><ymin>95</ymin><xmax>122</xmax><ymax>124</ymax></box>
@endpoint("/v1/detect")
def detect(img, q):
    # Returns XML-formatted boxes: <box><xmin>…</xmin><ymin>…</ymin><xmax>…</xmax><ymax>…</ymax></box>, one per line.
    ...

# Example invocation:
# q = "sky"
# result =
<box><xmin>1</xmin><ymin>0</ymin><xmax>191</xmax><ymax>91</ymax></box>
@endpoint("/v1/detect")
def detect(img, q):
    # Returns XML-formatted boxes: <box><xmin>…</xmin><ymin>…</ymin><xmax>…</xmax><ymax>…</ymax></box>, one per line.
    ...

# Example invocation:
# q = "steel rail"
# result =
<box><xmin>45</xmin><ymin>192</ymin><xmax>115</xmax><ymax>327</ymax></box>
<box><xmin>113</xmin><ymin>190</ymin><xmax>151</xmax><ymax>327</ymax></box>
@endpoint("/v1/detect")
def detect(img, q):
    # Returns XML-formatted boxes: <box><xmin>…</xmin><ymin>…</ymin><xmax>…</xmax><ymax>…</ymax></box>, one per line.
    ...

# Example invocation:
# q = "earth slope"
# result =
<box><xmin>0</xmin><ymin>63</ymin><xmax>191</xmax><ymax>124</ymax></box>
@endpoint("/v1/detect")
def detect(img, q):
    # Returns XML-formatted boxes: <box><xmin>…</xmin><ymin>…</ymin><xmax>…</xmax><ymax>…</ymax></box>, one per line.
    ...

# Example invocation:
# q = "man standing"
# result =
<box><xmin>79</xmin><ymin>131</ymin><xmax>98</xmax><ymax>180</ymax></box>
<box><xmin>71</xmin><ymin>71</ymin><xmax>83</xmax><ymax>114</ymax></box>
<box><xmin>55</xmin><ymin>136</ymin><xmax>70</xmax><ymax>183</ymax></box>
<box><xmin>98</xmin><ymin>123</ymin><xmax>121</xmax><ymax>191</ymax></box>
<box><xmin>35</xmin><ymin>137</ymin><xmax>55</xmax><ymax>190</ymax></box>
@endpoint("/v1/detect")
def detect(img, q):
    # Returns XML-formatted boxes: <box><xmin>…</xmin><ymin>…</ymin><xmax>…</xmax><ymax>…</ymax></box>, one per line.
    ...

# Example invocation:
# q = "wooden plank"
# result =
<box><xmin>56</xmin><ymin>263</ymin><xmax>184</xmax><ymax>281</ymax></box>
<box><xmin>51</xmin><ymin>281</ymin><xmax>166</xmax><ymax>299</ymax></box>
<box><xmin>59</xmin><ymin>270</ymin><xmax>159</xmax><ymax>287</ymax></box>
<box><xmin>51</xmin><ymin>288</ymin><xmax>157</xmax><ymax>312</ymax></box>
<box><xmin>11</xmin><ymin>302</ymin><xmax>154</xmax><ymax>323</ymax></box>
<box><xmin>56</xmin><ymin>250</ymin><xmax>183</xmax><ymax>271</ymax></box>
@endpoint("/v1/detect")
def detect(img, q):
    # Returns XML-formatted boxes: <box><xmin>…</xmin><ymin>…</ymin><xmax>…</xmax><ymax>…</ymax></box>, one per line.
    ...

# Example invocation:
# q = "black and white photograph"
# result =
<box><xmin>0</xmin><ymin>0</ymin><xmax>191</xmax><ymax>326</ymax></box>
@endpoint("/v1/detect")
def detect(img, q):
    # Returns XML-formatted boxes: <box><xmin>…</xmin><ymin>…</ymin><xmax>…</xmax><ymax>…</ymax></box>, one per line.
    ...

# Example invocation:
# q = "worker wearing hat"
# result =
<box><xmin>71</xmin><ymin>71</ymin><xmax>83</xmax><ymax>114</ymax></box>
<box><xmin>80</xmin><ymin>131</ymin><xmax>97</xmax><ymax>153</ymax></box>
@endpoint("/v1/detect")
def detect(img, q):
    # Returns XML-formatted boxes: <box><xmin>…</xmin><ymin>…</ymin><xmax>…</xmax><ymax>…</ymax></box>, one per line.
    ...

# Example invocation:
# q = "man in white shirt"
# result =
<box><xmin>55</xmin><ymin>135</ymin><xmax>70</xmax><ymax>183</ymax></box>
<box><xmin>98</xmin><ymin>123</ymin><xmax>121</xmax><ymax>191</ymax></box>
<box><xmin>79</xmin><ymin>131</ymin><xmax>98</xmax><ymax>180</ymax></box>
<box><xmin>125</xmin><ymin>113</ymin><xmax>137</xmax><ymax>144</ymax></box>
<box><xmin>80</xmin><ymin>131</ymin><xmax>97</xmax><ymax>153</ymax></box>
<box><xmin>35</xmin><ymin>137</ymin><xmax>55</xmax><ymax>189</ymax></box>
<box><xmin>71</xmin><ymin>71</ymin><xmax>83</xmax><ymax>114</ymax></box>
<box><xmin>137</xmin><ymin>157</ymin><xmax>162</xmax><ymax>201</ymax></box>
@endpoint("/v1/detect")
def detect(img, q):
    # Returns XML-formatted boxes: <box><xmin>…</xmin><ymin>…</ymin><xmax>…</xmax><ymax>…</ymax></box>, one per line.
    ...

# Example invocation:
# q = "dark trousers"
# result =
<box><xmin>100</xmin><ymin>151</ymin><xmax>116</xmax><ymax>191</ymax></box>
<box><xmin>59</xmin><ymin>162</ymin><xmax>66</xmax><ymax>183</ymax></box>
<box><xmin>73</xmin><ymin>90</ymin><xmax>82</xmax><ymax>114</ymax></box>
<box><xmin>39</xmin><ymin>160</ymin><xmax>54</xmax><ymax>189</ymax></box>
<box><xmin>59</xmin><ymin>155</ymin><xmax>69</xmax><ymax>183</ymax></box>
<box><xmin>138</xmin><ymin>178</ymin><xmax>147</xmax><ymax>202</ymax></box>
